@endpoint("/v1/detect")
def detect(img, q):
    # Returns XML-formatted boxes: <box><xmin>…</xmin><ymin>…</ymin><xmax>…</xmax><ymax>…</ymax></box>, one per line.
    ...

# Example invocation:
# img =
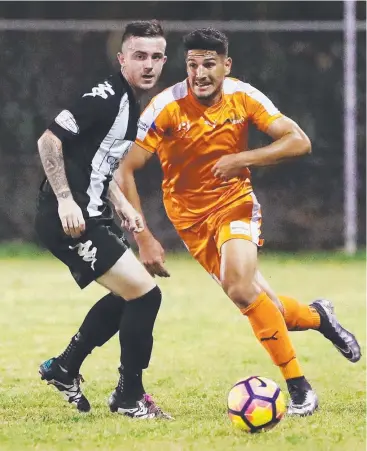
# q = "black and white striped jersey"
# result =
<box><xmin>43</xmin><ymin>71</ymin><xmax>140</xmax><ymax>220</ymax></box>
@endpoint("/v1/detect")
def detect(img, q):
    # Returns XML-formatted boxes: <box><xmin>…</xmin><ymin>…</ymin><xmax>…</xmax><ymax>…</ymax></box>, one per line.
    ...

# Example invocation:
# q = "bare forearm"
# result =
<box><xmin>38</xmin><ymin>131</ymin><xmax>72</xmax><ymax>199</ymax></box>
<box><xmin>114</xmin><ymin>168</ymin><xmax>144</xmax><ymax>214</ymax></box>
<box><xmin>241</xmin><ymin>132</ymin><xmax>311</xmax><ymax>167</ymax></box>
<box><xmin>108</xmin><ymin>178</ymin><xmax>128</xmax><ymax>208</ymax></box>
<box><xmin>114</xmin><ymin>168</ymin><xmax>153</xmax><ymax>240</ymax></box>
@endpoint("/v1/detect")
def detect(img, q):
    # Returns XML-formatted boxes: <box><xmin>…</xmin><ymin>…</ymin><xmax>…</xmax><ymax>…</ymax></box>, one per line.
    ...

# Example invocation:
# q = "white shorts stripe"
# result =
<box><xmin>249</xmin><ymin>192</ymin><xmax>262</xmax><ymax>245</ymax></box>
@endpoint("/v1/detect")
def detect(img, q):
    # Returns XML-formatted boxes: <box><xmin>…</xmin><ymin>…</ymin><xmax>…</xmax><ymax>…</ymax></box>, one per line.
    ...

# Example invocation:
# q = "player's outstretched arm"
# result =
<box><xmin>114</xmin><ymin>143</ymin><xmax>153</xmax><ymax>235</ymax></box>
<box><xmin>108</xmin><ymin>178</ymin><xmax>144</xmax><ymax>233</ymax></box>
<box><xmin>37</xmin><ymin>129</ymin><xmax>85</xmax><ymax>238</ymax></box>
<box><xmin>115</xmin><ymin>143</ymin><xmax>170</xmax><ymax>278</ymax></box>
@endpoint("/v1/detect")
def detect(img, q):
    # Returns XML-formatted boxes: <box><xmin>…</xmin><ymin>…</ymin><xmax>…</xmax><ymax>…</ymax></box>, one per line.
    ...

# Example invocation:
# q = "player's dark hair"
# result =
<box><xmin>121</xmin><ymin>20</ymin><xmax>165</xmax><ymax>44</ymax></box>
<box><xmin>183</xmin><ymin>28</ymin><xmax>228</xmax><ymax>56</ymax></box>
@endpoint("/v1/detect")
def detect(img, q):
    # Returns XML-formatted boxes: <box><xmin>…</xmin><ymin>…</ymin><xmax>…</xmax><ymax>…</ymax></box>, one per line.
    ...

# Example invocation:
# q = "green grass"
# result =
<box><xmin>0</xmin><ymin>252</ymin><xmax>365</xmax><ymax>451</ymax></box>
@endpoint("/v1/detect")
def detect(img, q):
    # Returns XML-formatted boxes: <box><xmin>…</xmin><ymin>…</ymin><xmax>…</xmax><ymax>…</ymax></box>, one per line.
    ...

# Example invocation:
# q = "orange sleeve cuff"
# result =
<box><xmin>135</xmin><ymin>139</ymin><xmax>156</xmax><ymax>154</ymax></box>
<box><xmin>262</xmin><ymin>113</ymin><xmax>283</xmax><ymax>132</ymax></box>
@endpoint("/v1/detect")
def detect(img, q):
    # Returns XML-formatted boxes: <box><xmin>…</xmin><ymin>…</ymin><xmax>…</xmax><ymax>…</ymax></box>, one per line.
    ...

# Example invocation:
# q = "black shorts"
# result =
<box><xmin>35</xmin><ymin>193</ymin><xmax>130</xmax><ymax>289</ymax></box>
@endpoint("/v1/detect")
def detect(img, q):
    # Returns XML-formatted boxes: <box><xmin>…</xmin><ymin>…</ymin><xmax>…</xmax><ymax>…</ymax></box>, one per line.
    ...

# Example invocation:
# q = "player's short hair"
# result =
<box><xmin>121</xmin><ymin>20</ymin><xmax>165</xmax><ymax>44</ymax></box>
<box><xmin>183</xmin><ymin>28</ymin><xmax>229</xmax><ymax>56</ymax></box>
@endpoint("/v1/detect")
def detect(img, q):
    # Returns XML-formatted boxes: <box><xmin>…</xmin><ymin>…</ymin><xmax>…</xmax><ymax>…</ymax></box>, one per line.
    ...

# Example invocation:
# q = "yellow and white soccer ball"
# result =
<box><xmin>227</xmin><ymin>376</ymin><xmax>286</xmax><ymax>433</ymax></box>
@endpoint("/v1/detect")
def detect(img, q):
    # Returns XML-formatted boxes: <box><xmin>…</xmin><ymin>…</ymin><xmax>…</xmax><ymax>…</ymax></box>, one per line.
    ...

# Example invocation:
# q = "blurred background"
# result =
<box><xmin>0</xmin><ymin>1</ymin><xmax>365</xmax><ymax>252</ymax></box>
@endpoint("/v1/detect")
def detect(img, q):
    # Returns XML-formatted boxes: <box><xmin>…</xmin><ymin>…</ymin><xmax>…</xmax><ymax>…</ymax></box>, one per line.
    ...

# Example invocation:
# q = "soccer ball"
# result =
<box><xmin>227</xmin><ymin>376</ymin><xmax>286</xmax><ymax>433</ymax></box>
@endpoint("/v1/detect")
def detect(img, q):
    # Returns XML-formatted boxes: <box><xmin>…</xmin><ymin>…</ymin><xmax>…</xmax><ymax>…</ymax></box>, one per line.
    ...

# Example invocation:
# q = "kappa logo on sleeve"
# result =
<box><xmin>55</xmin><ymin>110</ymin><xmax>80</xmax><ymax>135</ymax></box>
<box><xmin>83</xmin><ymin>81</ymin><xmax>115</xmax><ymax>99</ymax></box>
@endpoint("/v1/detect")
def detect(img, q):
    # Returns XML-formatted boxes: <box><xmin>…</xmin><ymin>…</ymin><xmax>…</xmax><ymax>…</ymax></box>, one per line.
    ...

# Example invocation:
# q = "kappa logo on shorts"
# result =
<box><xmin>69</xmin><ymin>240</ymin><xmax>97</xmax><ymax>270</ymax></box>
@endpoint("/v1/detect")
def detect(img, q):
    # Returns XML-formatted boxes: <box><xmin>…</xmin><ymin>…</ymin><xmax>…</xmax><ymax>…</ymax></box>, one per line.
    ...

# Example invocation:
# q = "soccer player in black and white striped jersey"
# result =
<box><xmin>36</xmin><ymin>20</ymin><xmax>172</xmax><ymax>419</ymax></box>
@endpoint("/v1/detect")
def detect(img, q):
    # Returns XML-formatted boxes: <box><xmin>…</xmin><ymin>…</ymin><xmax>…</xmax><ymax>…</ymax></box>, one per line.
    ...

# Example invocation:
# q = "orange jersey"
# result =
<box><xmin>136</xmin><ymin>77</ymin><xmax>282</xmax><ymax>229</ymax></box>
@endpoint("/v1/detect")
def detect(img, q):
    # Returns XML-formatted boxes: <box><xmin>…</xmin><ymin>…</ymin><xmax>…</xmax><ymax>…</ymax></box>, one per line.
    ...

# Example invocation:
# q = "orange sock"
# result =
<box><xmin>279</xmin><ymin>295</ymin><xmax>320</xmax><ymax>331</ymax></box>
<box><xmin>241</xmin><ymin>292</ymin><xmax>303</xmax><ymax>380</ymax></box>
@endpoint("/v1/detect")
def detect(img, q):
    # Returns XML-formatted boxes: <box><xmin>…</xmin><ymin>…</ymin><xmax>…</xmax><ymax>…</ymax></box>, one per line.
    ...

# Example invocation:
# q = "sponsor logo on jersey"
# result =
<box><xmin>55</xmin><ymin>110</ymin><xmax>80</xmax><ymax>135</ymax></box>
<box><xmin>203</xmin><ymin>116</ymin><xmax>245</xmax><ymax>128</ymax></box>
<box><xmin>224</xmin><ymin>116</ymin><xmax>245</xmax><ymax>125</ymax></box>
<box><xmin>138</xmin><ymin>119</ymin><xmax>149</xmax><ymax>133</ymax></box>
<box><xmin>69</xmin><ymin>240</ymin><xmax>97</xmax><ymax>270</ymax></box>
<box><xmin>106</xmin><ymin>155</ymin><xmax>120</xmax><ymax>173</ymax></box>
<box><xmin>83</xmin><ymin>81</ymin><xmax>115</xmax><ymax>99</ymax></box>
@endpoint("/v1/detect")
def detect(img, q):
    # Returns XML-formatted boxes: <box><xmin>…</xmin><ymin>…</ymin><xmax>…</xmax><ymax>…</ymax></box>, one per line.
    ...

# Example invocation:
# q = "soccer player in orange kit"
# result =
<box><xmin>115</xmin><ymin>28</ymin><xmax>361</xmax><ymax>416</ymax></box>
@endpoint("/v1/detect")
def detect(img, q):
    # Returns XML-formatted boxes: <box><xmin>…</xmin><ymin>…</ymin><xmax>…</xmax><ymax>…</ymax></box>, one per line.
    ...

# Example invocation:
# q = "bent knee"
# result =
<box><xmin>222</xmin><ymin>280</ymin><xmax>256</xmax><ymax>309</ymax></box>
<box><xmin>97</xmin><ymin>250</ymin><xmax>156</xmax><ymax>300</ymax></box>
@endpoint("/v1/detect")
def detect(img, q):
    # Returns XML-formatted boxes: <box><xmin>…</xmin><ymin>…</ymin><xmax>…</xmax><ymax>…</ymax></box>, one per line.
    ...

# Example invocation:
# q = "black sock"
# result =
<box><xmin>79</xmin><ymin>293</ymin><xmax>125</xmax><ymax>347</ymax></box>
<box><xmin>286</xmin><ymin>376</ymin><xmax>311</xmax><ymax>392</ymax></box>
<box><xmin>57</xmin><ymin>332</ymin><xmax>91</xmax><ymax>377</ymax></box>
<box><xmin>58</xmin><ymin>293</ymin><xmax>126</xmax><ymax>377</ymax></box>
<box><xmin>118</xmin><ymin>285</ymin><xmax>162</xmax><ymax>400</ymax></box>
<box><xmin>116</xmin><ymin>366</ymin><xmax>144</xmax><ymax>403</ymax></box>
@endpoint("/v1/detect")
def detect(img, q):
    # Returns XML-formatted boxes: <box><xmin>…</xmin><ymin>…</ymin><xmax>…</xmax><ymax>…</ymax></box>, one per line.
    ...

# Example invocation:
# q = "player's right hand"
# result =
<box><xmin>115</xmin><ymin>202</ymin><xmax>144</xmax><ymax>234</ymax></box>
<box><xmin>136</xmin><ymin>234</ymin><xmax>170</xmax><ymax>278</ymax></box>
<box><xmin>58</xmin><ymin>197</ymin><xmax>86</xmax><ymax>238</ymax></box>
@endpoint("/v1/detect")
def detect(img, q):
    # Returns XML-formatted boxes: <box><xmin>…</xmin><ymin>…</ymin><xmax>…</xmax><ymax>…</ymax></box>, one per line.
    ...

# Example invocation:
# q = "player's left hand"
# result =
<box><xmin>115</xmin><ymin>204</ymin><xmax>144</xmax><ymax>233</ymax></box>
<box><xmin>212</xmin><ymin>154</ymin><xmax>245</xmax><ymax>181</ymax></box>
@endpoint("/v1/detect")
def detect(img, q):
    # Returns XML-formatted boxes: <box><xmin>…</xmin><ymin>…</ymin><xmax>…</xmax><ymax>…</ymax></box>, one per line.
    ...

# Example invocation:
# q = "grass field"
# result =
<box><xmin>0</xmin><ymin>249</ymin><xmax>365</xmax><ymax>451</ymax></box>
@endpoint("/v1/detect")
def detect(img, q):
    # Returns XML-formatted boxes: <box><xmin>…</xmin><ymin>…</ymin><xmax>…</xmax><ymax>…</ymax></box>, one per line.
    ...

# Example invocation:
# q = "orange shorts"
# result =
<box><xmin>176</xmin><ymin>192</ymin><xmax>263</xmax><ymax>282</ymax></box>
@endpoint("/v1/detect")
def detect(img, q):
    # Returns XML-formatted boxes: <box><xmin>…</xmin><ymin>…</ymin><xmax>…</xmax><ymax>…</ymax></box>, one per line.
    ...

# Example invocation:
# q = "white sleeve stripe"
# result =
<box><xmin>245</xmin><ymin>88</ymin><xmax>279</xmax><ymax>115</ymax></box>
<box><xmin>223</xmin><ymin>78</ymin><xmax>239</xmax><ymax>94</ymax></box>
<box><xmin>233</xmin><ymin>80</ymin><xmax>280</xmax><ymax>116</ymax></box>
<box><xmin>137</xmin><ymin>80</ymin><xmax>187</xmax><ymax>141</ymax></box>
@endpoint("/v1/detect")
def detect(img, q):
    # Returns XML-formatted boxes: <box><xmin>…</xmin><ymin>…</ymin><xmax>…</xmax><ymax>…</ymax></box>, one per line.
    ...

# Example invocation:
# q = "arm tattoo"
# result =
<box><xmin>57</xmin><ymin>190</ymin><xmax>72</xmax><ymax>199</ymax></box>
<box><xmin>38</xmin><ymin>132</ymin><xmax>72</xmax><ymax>200</ymax></box>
